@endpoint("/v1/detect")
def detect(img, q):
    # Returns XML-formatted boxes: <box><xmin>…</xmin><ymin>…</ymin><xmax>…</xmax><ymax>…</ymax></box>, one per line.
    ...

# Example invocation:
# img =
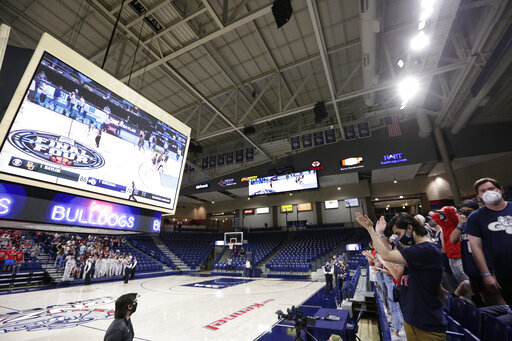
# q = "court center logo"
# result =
<box><xmin>0</xmin><ymin>296</ymin><xmax>116</xmax><ymax>333</ymax></box>
<box><xmin>8</xmin><ymin>130</ymin><xmax>105</xmax><ymax>168</ymax></box>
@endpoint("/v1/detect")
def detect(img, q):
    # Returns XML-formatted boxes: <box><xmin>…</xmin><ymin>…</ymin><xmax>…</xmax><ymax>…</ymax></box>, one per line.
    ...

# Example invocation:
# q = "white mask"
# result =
<box><xmin>482</xmin><ymin>190</ymin><xmax>502</xmax><ymax>204</ymax></box>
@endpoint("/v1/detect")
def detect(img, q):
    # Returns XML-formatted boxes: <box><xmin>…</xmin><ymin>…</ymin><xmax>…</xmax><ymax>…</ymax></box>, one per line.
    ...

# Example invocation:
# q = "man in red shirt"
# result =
<box><xmin>3</xmin><ymin>247</ymin><xmax>16</xmax><ymax>272</ymax></box>
<box><xmin>433</xmin><ymin>206</ymin><xmax>468</xmax><ymax>284</ymax></box>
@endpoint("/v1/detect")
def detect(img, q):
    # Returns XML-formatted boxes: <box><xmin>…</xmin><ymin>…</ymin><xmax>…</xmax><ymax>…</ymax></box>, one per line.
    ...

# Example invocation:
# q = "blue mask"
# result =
<box><xmin>399</xmin><ymin>231</ymin><xmax>414</xmax><ymax>246</ymax></box>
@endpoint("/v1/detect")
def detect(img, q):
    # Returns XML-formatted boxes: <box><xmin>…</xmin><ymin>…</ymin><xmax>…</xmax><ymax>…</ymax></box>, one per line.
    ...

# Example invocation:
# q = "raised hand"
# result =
<box><xmin>375</xmin><ymin>216</ymin><xmax>386</xmax><ymax>235</ymax></box>
<box><xmin>355</xmin><ymin>212</ymin><xmax>374</xmax><ymax>230</ymax></box>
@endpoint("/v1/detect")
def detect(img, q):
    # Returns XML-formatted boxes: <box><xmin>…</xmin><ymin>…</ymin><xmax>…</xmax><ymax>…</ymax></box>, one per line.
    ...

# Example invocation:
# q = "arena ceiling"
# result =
<box><xmin>1</xmin><ymin>0</ymin><xmax>511</xmax><ymax>191</ymax></box>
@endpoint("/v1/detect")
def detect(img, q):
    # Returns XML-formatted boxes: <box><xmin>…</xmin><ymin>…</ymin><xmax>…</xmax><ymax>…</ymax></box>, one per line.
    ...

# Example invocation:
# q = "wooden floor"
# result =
<box><xmin>357</xmin><ymin>316</ymin><xmax>381</xmax><ymax>341</ymax></box>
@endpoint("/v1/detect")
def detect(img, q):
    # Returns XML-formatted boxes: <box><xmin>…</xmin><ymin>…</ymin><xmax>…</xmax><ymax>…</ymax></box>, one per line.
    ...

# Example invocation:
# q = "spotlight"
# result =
<box><xmin>398</xmin><ymin>77</ymin><xmax>420</xmax><ymax>104</ymax></box>
<box><xmin>419</xmin><ymin>6</ymin><xmax>433</xmax><ymax>20</ymax></box>
<box><xmin>410</xmin><ymin>31</ymin><xmax>429</xmax><ymax>50</ymax></box>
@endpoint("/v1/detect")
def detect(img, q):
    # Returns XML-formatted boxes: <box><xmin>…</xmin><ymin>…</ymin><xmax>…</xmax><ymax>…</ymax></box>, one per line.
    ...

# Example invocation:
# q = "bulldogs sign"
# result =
<box><xmin>8</xmin><ymin>130</ymin><xmax>105</xmax><ymax>168</ymax></box>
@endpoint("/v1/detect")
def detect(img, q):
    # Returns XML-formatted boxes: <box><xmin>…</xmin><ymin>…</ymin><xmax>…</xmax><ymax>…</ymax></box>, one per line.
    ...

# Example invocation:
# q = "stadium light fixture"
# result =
<box><xmin>419</xmin><ymin>6</ymin><xmax>434</xmax><ymax>21</ymax></box>
<box><xmin>410</xmin><ymin>30</ymin><xmax>429</xmax><ymax>50</ymax></box>
<box><xmin>398</xmin><ymin>77</ymin><xmax>420</xmax><ymax>105</ymax></box>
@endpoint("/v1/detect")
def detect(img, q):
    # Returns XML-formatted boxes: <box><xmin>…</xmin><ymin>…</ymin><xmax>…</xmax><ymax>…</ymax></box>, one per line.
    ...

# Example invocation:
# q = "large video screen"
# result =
<box><xmin>248</xmin><ymin>170</ymin><xmax>318</xmax><ymax>196</ymax></box>
<box><xmin>0</xmin><ymin>34</ymin><xmax>190</xmax><ymax>213</ymax></box>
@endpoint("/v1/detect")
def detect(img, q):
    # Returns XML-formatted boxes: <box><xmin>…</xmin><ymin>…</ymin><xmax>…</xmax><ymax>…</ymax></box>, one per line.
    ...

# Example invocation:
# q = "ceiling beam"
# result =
<box><xmin>196</xmin><ymin>61</ymin><xmax>467</xmax><ymax>141</ymax></box>
<box><xmin>89</xmin><ymin>5</ymin><xmax>208</xmax><ymax>63</ymax></box>
<box><xmin>173</xmin><ymin>39</ymin><xmax>361</xmax><ymax>118</ymax></box>
<box><xmin>119</xmin><ymin>4</ymin><xmax>273</xmax><ymax>83</ymax></box>
<box><xmin>306</xmin><ymin>0</ymin><xmax>343</xmax><ymax>135</ymax></box>
<box><xmin>202</xmin><ymin>0</ymin><xmax>224</xmax><ymax>28</ymax></box>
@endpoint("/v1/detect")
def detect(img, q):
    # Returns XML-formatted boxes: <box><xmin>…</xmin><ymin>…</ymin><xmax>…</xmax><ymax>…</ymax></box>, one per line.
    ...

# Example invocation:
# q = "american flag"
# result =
<box><xmin>385</xmin><ymin>116</ymin><xmax>402</xmax><ymax>137</ymax></box>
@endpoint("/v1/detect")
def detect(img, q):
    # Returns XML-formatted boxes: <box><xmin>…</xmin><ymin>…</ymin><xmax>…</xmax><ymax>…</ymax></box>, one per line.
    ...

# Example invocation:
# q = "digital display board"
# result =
<box><xmin>340</xmin><ymin>157</ymin><xmax>364</xmax><ymax>171</ymax></box>
<box><xmin>297</xmin><ymin>203</ymin><xmax>312</xmax><ymax>211</ymax></box>
<box><xmin>249</xmin><ymin>170</ymin><xmax>318</xmax><ymax>196</ymax></box>
<box><xmin>0</xmin><ymin>181</ymin><xmax>161</xmax><ymax>232</ymax></box>
<box><xmin>280</xmin><ymin>204</ymin><xmax>293</xmax><ymax>213</ymax></box>
<box><xmin>256</xmin><ymin>207</ymin><xmax>270</xmax><ymax>214</ymax></box>
<box><xmin>345</xmin><ymin>198</ymin><xmax>359</xmax><ymax>207</ymax></box>
<box><xmin>324</xmin><ymin>200</ymin><xmax>339</xmax><ymax>209</ymax></box>
<box><xmin>346</xmin><ymin>243</ymin><xmax>362</xmax><ymax>251</ymax></box>
<box><xmin>0</xmin><ymin>34</ymin><xmax>191</xmax><ymax>214</ymax></box>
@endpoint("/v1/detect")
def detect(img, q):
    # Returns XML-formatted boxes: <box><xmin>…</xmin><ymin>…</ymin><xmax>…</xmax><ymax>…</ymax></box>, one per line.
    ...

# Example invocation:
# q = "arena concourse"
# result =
<box><xmin>1</xmin><ymin>1</ymin><xmax>512</xmax><ymax>340</ymax></box>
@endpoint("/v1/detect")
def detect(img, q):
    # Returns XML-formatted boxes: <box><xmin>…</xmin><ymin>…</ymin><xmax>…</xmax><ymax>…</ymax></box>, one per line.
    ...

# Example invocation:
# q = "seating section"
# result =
<box><xmin>117</xmin><ymin>245</ymin><xmax>163</xmax><ymax>272</ymax></box>
<box><xmin>0</xmin><ymin>271</ymin><xmax>47</xmax><ymax>289</ymax></box>
<box><xmin>444</xmin><ymin>295</ymin><xmax>512</xmax><ymax>341</ymax></box>
<box><xmin>127</xmin><ymin>235</ymin><xmax>176</xmax><ymax>269</ymax></box>
<box><xmin>213</xmin><ymin>232</ymin><xmax>286</xmax><ymax>271</ymax></box>
<box><xmin>266</xmin><ymin>229</ymin><xmax>354</xmax><ymax>272</ymax></box>
<box><xmin>160</xmin><ymin>232</ymin><xmax>217</xmax><ymax>270</ymax></box>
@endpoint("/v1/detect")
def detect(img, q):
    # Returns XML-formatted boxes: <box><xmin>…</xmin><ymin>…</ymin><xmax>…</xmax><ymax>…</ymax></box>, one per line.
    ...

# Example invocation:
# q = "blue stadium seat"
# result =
<box><xmin>481</xmin><ymin>313</ymin><xmax>512</xmax><ymax>341</ymax></box>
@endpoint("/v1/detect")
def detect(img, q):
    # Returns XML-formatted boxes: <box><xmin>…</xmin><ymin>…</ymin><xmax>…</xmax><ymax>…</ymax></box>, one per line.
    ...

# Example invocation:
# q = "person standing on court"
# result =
<box><xmin>104</xmin><ymin>293</ymin><xmax>138</xmax><ymax>341</ymax></box>
<box><xmin>323</xmin><ymin>261</ymin><xmax>334</xmax><ymax>293</ymax></box>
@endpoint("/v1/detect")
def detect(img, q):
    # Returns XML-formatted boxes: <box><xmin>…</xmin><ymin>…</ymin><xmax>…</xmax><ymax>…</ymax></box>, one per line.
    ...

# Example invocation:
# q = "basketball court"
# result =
<box><xmin>0</xmin><ymin>276</ymin><xmax>324</xmax><ymax>340</ymax></box>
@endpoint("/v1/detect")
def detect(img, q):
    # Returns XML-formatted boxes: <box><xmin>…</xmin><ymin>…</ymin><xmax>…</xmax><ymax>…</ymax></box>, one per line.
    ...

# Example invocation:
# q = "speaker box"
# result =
<box><xmin>189</xmin><ymin>141</ymin><xmax>202</xmax><ymax>154</ymax></box>
<box><xmin>272</xmin><ymin>0</ymin><xmax>293</xmax><ymax>29</ymax></box>
<box><xmin>314</xmin><ymin>101</ymin><xmax>328</xmax><ymax>123</ymax></box>
<box><xmin>243</xmin><ymin>126</ymin><xmax>256</xmax><ymax>135</ymax></box>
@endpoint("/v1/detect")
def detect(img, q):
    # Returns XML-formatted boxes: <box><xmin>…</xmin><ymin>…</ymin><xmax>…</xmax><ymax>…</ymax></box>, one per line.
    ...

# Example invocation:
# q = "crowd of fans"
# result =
<box><xmin>357</xmin><ymin>177</ymin><xmax>512</xmax><ymax>341</ymax></box>
<box><xmin>0</xmin><ymin>230</ymin><xmax>39</xmax><ymax>272</ymax></box>
<box><xmin>37</xmin><ymin>232</ymin><xmax>137</xmax><ymax>284</ymax></box>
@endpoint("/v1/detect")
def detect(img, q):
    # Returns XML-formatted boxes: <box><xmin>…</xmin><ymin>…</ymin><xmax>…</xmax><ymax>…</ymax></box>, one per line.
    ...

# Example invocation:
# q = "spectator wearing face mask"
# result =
<box><xmin>432</xmin><ymin>206</ymin><xmax>468</xmax><ymax>285</ymax></box>
<box><xmin>450</xmin><ymin>199</ymin><xmax>505</xmax><ymax>307</ymax></box>
<box><xmin>356</xmin><ymin>213</ymin><xmax>446</xmax><ymax>341</ymax></box>
<box><xmin>467</xmin><ymin>177</ymin><xmax>512</xmax><ymax>307</ymax></box>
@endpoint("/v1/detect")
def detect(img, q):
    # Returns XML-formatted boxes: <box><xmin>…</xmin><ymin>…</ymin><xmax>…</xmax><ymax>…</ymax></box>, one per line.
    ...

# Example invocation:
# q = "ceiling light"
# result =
<box><xmin>410</xmin><ymin>30</ymin><xmax>429</xmax><ymax>50</ymax></box>
<box><xmin>398</xmin><ymin>77</ymin><xmax>420</xmax><ymax>104</ymax></box>
<box><xmin>399</xmin><ymin>195</ymin><xmax>404</xmax><ymax>199</ymax></box>
<box><xmin>421</xmin><ymin>0</ymin><xmax>436</xmax><ymax>6</ymax></box>
<box><xmin>419</xmin><ymin>6</ymin><xmax>434</xmax><ymax>20</ymax></box>
<box><xmin>397</xmin><ymin>59</ymin><xmax>405</xmax><ymax>68</ymax></box>
<box><xmin>418</xmin><ymin>20</ymin><xmax>426</xmax><ymax>30</ymax></box>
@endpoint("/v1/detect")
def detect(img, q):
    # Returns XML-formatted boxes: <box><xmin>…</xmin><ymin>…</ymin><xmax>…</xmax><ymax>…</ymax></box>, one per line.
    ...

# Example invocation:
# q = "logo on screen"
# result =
<box><xmin>8</xmin><ymin>130</ymin><xmax>105</xmax><ymax>168</ymax></box>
